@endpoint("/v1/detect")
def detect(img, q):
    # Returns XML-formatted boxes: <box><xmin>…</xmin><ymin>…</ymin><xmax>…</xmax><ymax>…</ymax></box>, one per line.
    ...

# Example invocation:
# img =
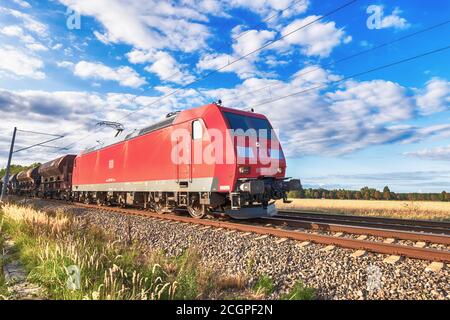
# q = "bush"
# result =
<box><xmin>281</xmin><ymin>281</ymin><xmax>315</xmax><ymax>300</ymax></box>
<box><xmin>253</xmin><ymin>274</ymin><xmax>274</xmax><ymax>295</ymax></box>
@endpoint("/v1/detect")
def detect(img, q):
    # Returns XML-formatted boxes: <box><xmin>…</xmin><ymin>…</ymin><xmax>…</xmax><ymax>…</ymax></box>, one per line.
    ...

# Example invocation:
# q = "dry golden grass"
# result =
<box><xmin>0</xmin><ymin>204</ymin><xmax>201</xmax><ymax>300</ymax></box>
<box><xmin>276</xmin><ymin>198</ymin><xmax>450</xmax><ymax>221</ymax></box>
<box><xmin>216</xmin><ymin>274</ymin><xmax>247</xmax><ymax>290</ymax></box>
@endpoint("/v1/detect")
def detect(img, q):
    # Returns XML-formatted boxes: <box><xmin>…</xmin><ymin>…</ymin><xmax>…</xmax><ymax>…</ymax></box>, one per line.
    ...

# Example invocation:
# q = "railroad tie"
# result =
<box><xmin>414</xmin><ymin>241</ymin><xmax>426</xmax><ymax>248</ymax></box>
<box><xmin>383</xmin><ymin>255</ymin><xmax>402</xmax><ymax>264</ymax></box>
<box><xmin>320</xmin><ymin>245</ymin><xmax>335</xmax><ymax>252</ymax></box>
<box><xmin>297</xmin><ymin>241</ymin><xmax>310</xmax><ymax>248</ymax></box>
<box><xmin>425</xmin><ymin>261</ymin><xmax>444</xmax><ymax>273</ymax></box>
<box><xmin>275</xmin><ymin>238</ymin><xmax>288</xmax><ymax>244</ymax></box>
<box><xmin>383</xmin><ymin>238</ymin><xmax>396</xmax><ymax>244</ymax></box>
<box><xmin>351</xmin><ymin>250</ymin><xmax>367</xmax><ymax>258</ymax></box>
<box><xmin>254</xmin><ymin>235</ymin><xmax>269</xmax><ymax>241</ymax></box>
<box><xmin>357</xmin><ymin>235</ymin><xmax>367</xmax><ymax>241</ymax></box>
<box><xmin>333</xmin><ymin>232</ymin><xmax>344</xmax><ymax>237</ymax></box>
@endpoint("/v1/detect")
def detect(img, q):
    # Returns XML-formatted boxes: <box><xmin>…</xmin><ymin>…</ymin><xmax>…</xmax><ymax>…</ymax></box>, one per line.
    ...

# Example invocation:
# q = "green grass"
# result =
<box><xmin>1</xmin><ymin>203</ymin><xmax>317</xmax><ymax>300</ymax></box>
<box><xmin>281</xmin><ymin>281</ymin><xmax>316</xmax><ymax>300</ymax></box>
<box><xmin>0</xmin><ymin>204</ymin><xmax>218</xmax><ymax>300</ymax></box>
<box><xmin>253</xmin><ymin>274</ymin><xmax>275</xmax><ymax>296</ymax></box>
<box><xmin>0</xmin><ymin>217</ymin><xmax>10</xmax><ymax>299</ymax></box>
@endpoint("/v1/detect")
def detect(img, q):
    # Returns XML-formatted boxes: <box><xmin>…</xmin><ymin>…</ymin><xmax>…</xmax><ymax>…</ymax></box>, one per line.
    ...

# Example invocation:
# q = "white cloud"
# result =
<box><xmin>326</xmin><ymin>80</ymin><xmax>414</xmax><ymax>124</ymax></box>
<box><xmin>1</xmin><ymin>70</ymin><xmax>450</xmax><ymax>166</ymax></box>
<box><xmin>197</xmin><ymin>53</ymin><xmax>258</xmax><ymax>79</ymax></box>
<box><xmin>26</xmin><ymin>43</ymin><xmax>48</xmax><ymax>51</ymax></box>
<box><xmin>197</xmin><ymin>28</ymin><xmax>276</xmax><ymax>79</ymax></box>
<box><xmin>57</xmin><ymin>61</ymin><xmax>75</xmax><ymax>68</ymax></box>
<box><xmin>0</xmin><ymin>7</ymin><xmax>48</xmax><ymax>35</ymax></box>
<box><xmin>0</xmin><ymin>25</ymin><xmax>25</xmax><ymax>37</ymax></box>
<box><xmin>232</xmin><ymin>29</ymin><xmax>276</xmax><ymax>56</ymax></box>
<box><xmin>416</xmin><ymin>78</ymin><xmax>450</xmax><ymax>115</ymax></box>
<box><xmin>93</xmin><ymin>31</ymin><xmax>111</xmax><ymax>45</ymax></box>
<box><xmin>380</xmin><ymin>7</ymin><xmax>410</xmax><ymax>30</ymax></box>
<box><xmin>279</xmin><ymin>15</ymin><xmax>351</xmax><ymax>57</ymax></box>
<box><xmin>68</xmin><ymin>61</ymin><xmax>147</xmax><ymax>88</ymax></box>
<box><xmin>0</xmin><ymin>88</ymin><xmax>197</xmax><ymax>166</ymax></box>
<box><xmin>0</xmin><ymin>25</ymin><xmax>48</xmax><ymax>51</ymax></box>
<box><xmin>126</xmin><ymin>50</ymin><xmax>194</xmax><ymax>84</ymax></box>
<box><xmin>126</xmin><ymin>49</ymin><xmax>155</xmax><ymax>64</ymax></box>
<box><xmin>52</xmin><ymin>43</ymin><xmax>63</xmax><ymax>50</ymax></box>
<box><xmin>58</xmin><ymin>0</ymin><xmax>211</xmax><ymax>52</ymax></box>
<box><xmin>56</xmin><ymin>0</ymin><xmax>310</xmax><ymax>56</ymax></box>
<box><xmin>228</xmin><ymin>0</ymin><xmax>309</xmax><ymax>19</ymax></box>
<box><xmin>203</xmin><ymin>69</ymin><xmax>450</xmax><ymax>156</ymax></box>
<box><xmin>144</xmin><ymin>51</ymin><xmax>194</xmax><ymax>84</ymax></box>
<box><xmin>404</xmin><ymin>145</ymin><xmax>450</xmax><ymax>161</ymax></box>
<box><xmin>0</xmin><ymin>45</ymin><xmax>45</xmax><ymax>79</ymax></box>
<box><xmin>13</xmin><ymin>0</ymin><xmax>31</xmax><ymax>8</ymax></box>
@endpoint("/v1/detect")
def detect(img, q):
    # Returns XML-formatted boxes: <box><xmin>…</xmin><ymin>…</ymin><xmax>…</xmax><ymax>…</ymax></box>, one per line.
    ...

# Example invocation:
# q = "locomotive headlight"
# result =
<box><xmin>277</xmin><ymin>167</ymin><xmax>283</xmax><ymax>173</ymax></box>
<box><xmin>238</xmin><ymin>166</ymin><xmax>250</xmax><ymax>174</ymax></box>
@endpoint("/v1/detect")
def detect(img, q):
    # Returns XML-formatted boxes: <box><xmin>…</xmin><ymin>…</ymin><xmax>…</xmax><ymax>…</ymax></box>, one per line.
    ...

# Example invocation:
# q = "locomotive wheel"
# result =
<box><xmin>187</xmin><ymin>203</ymin><xmax>207</xmax><ymax>219</ymax></box>
<box><xmin>150</xmin><ymin>202</ymin><xmax>164</xmax><ymax>213</ymax></box>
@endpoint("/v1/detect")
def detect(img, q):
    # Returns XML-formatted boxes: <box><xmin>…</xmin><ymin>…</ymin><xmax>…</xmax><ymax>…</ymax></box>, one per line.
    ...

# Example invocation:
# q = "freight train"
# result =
<box><xmin>1</xmin><ymin>103</ymin><xmax>299</xmax><ymax>219</ymax></box>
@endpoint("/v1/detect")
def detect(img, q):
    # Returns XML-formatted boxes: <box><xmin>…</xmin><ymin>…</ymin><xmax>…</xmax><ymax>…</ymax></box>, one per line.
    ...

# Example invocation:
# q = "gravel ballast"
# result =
<box><xmin>15</xmin><ymin>199</ymin><xmax>450</xmax><ymax>300</ymax></box>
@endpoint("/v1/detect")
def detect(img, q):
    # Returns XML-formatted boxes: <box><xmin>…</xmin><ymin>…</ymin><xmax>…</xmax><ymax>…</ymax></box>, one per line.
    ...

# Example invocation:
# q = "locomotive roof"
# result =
<box><xmin>80</xmin><ymin>103</ymin><xmax>268</xmax><ymax>156</ymax></box>
<box><xmin>124</xmin><ymin>112</ymin><xmax>179</xmax><ymax>141</ymax></box>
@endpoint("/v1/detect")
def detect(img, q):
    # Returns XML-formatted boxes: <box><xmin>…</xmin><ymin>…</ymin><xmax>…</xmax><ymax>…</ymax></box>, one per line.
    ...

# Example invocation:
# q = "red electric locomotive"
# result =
<box><xmin>72</xmin><ymin>103</ymin><xmax>298</xmax><ymax>218</ymax></box>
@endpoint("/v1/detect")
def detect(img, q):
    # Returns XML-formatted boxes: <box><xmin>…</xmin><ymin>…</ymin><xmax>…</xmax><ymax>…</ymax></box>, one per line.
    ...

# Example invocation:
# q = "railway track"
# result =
<box><xmin>253</xmin><ymin>216</ymin><xmax>450</xmax><ymax>246</ymax></box>
<box><xmin>42</xmin><ymin>200</ymin><xmax>450</xmax><ymax>264</ymax></box>
<box><xmin>277</xmin><ymin>210</ymin><xmax>450</xmax><ymax>235</ymax></box>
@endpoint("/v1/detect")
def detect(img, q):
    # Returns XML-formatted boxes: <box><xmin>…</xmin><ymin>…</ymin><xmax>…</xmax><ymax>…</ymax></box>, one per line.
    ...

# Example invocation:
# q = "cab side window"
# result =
<box><xmin>192</xmin><ymin>120</ymin><xmax>202</xmax><ymax>140</ymax></box>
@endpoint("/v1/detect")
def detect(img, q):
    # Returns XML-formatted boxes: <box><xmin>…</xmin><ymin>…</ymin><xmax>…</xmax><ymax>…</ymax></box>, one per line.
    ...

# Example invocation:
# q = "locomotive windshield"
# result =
<box><xmin>223</xmin><ymin>112</ymin><xmax>272</xmax><ymax>139</ymax></box>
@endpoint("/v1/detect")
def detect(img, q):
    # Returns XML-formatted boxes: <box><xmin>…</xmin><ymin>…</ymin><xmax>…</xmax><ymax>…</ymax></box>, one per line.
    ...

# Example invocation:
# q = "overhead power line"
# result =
<box><xmin>116</xmin><ymin>0</ymin><xmax>358</xmax><ymax>123</ymax></box>
<box><xmin>16</xmin><ymin>129</ymin><xmax>64</xmax><ymax>137</ymax></box>
<box><xmin>227</xmin><ymin>19</ymin><xmax>450</xmax><ymax>103</ymax></box>
<box><xmin>158</xmin><ymin>0</ymin><xmax>307</xmax><ymax>83</ymax></box>
<box><xmin>232</xmin><ymin>0</ymin><xmax>307</xmax><ymax>42</ymax></box>
<box><xmin>249</xmin><ymin>45</ymin><xmax>450</xmax><ymax>108</ymax></box>
<box><xmin>60</xmin><ymin>0</ymin><xmax>357</xmax><ymax>151</ymax></box>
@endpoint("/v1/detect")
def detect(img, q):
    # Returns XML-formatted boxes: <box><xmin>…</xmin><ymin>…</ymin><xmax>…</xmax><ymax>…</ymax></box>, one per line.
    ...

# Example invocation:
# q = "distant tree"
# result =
<box><xmin>383</xmin><ymin>186</ymin><xmax>391</xmax><ymax>200</ymax></box>
<box><xmin>441</xmin><ymin>191</ymin><xmax>448</xmax><ymax>202</ymax></box>
<box><xmin>355</xmin><ymin>191</ymin><xmax>362</xmax><ymax>200</ymax></box>
<box><xmin>374</xmin><ymin>191</ymin><xmax>382</xmax><ymax>200</ymax></box>
<box><xmin>346</xmin><ymin>190</ymin><xmax>353</xmax><ymax>200</ymax></box>
<box><xmin>430</xmin><ymin>194</ymin><xmax>439</xmax><ymax>201</ymax></box>
<box><xmin>446</xmin><ymin>192</ymin><xmax>450</xmax><ymax>202</ymax></box>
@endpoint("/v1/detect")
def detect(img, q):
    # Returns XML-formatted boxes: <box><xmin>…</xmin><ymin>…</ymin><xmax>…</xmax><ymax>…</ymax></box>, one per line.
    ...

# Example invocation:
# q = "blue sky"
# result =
<box><xmin>0</xmin><ymin>0</ymin><xmax>449</xmax><ymax>192</ymax></box>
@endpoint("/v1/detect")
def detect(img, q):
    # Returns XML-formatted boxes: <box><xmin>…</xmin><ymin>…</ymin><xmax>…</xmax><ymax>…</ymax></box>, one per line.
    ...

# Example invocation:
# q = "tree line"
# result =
<box><xmin>288</xmin><ymin>185</ymin><xmax>450</xmax><ymax>202</ymax></box>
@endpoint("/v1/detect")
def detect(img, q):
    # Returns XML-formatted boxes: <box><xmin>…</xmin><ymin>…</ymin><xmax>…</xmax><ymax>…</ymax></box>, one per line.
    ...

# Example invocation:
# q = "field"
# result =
<box><xmin>276</xmin><ymin>199</ymin><xmax>450</xmax><ymax>221</ymax></box>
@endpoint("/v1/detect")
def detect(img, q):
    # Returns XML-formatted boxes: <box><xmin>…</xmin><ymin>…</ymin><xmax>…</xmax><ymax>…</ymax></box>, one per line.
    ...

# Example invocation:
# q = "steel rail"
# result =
<box><xmin>69</xmin><ymin>202</ymin><xmax>450</xmax><ymax>263</ymax></box>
